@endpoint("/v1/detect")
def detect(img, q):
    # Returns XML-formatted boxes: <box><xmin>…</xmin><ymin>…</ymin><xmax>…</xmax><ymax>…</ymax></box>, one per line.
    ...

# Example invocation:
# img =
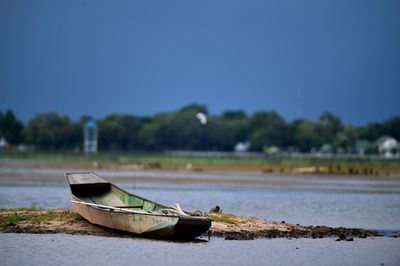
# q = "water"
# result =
<box><xmin>1</xmin><ymin>233</ymin><xmax>399</xmax><ymax>266</ymax></box>
<box><xmin>1</xmin><ymin>181</ymin><xmax>399</xmax><ymax>230</ymax></box>
<box><xmin>1</xmin><ymin>168</ymin><xmax>400</xmax><ymax>265</ymax></box>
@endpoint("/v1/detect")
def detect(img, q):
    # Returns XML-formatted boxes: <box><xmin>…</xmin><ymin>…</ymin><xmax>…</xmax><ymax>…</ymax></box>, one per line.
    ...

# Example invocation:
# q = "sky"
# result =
<box><xmin>1</xmin><ymin>0</ymin><xmax>399</xmax><ymax>125</ymax></box>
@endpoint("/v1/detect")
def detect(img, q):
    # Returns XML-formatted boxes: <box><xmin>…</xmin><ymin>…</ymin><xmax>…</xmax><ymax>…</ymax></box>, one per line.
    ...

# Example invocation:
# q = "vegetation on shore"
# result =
<box><xmin>1</xmin><ymin>151</ymin><xmax>399</xmax><ymax>175</ymax></box>
<box><xmin>0</xmin><ymin>208</ymin><xmax>83</xmax><ymax>228</ymax></box>
<box><xmin>0</xmin><ymin>208</ymin><xmax>380</xmax><ymax>240</ymax></box>
<box><xmin>1</xmin><ymin>105</ymin><xmax>399</xmax><ymax>155</ymax></box>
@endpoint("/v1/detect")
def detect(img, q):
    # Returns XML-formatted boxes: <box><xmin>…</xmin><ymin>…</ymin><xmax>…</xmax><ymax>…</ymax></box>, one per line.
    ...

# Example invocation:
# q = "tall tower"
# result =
<box><xmin>83</xmin><ymin>119</ymin><xmax>98</xmax><ymax>153</ymax></box>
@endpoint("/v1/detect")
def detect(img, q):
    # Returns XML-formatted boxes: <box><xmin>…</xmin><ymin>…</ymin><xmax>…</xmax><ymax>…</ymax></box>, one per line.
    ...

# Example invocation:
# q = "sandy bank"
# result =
<box><xmin>0</xmin><ymin>209</ymin><xmax>378</xmax><ymax>241</ymax></box>
<box><xmin>1</xmin><ymin>158</ymin><xmax>399</xmax><ymax>177</ymax></box>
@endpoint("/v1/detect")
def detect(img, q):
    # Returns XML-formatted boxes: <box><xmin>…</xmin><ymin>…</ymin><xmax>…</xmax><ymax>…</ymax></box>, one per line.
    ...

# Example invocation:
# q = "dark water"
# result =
<box><xmin>1</xmin><ymin>169</ymin><xmax>400</xmax><ymax>266</ymax></box>
<box><xmin>1</xmin><ymin>181</ymin><xmax>399</xmax><ymax>230</ymax></box>
<box><xmin>1</xmin><ymin>233</ymin><xmax>399</xmax><ymax>266</ymax></box>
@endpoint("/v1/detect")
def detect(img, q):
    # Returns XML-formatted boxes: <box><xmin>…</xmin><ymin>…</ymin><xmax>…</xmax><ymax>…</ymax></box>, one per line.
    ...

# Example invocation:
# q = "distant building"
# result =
<box><xmin>377</xmin><ymin>136</ymin><xmax>399</xmax><ymax>158</ymax></box>
<box><xmin>0</xmin><ymin>138</ymin><xmax>9</xmax><ymax>150</ymax></box>
<box><xmin>234</xmin><ymin>141</ymin><xmax>250</xmax><ymax>152</ymax></box>
<box><xmin>265</xmin><ymin>145</ymin><xmax>280</xmax><ymax>156</ymax></box>
<box><xmin>83</xmin><ymin>120</ymin><xmax>98</xmax><ymax>153</ymax></box>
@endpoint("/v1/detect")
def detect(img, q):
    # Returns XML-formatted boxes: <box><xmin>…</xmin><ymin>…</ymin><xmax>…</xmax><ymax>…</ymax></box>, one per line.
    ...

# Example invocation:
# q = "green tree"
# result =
<box><xmin>358</xmin><ymin>123</ymin><xmax>383</xmax><ymax>141</ymax></box>
<box><xmin>179</xmin><ymin>103</ymin><xmax>208</xmax><ymax>114</ymax></box>
<box><xmin>98</xmin><ymin>114</ymin><xmax>143</xmax><ymax>150</ymax></box>
<box><xmin>23</xmin><ymin>113</ymin><xmax>79</xmax><ymax>150</ymax></box>
<box><xmin>316</xmin><ymin>112</ymin><xmax>343</xmax><ymax>145</ymax></box>
<box><xmin>248</xmin><ymin>111</ymin><xmax>288</xmax><ymax>151</ymax></box>
<box><xmin>204</xmin><ymin>117</ymin><xmax>237</xmax><ymax>150</ymax></box>
<box><xmin>0</xmin><ymin>110</ymin><xmax>24</xmax><ymax>144</ymax></box>
<box><xmin>382</xmin><ymin>116</ymin><xmax>400</xmax><ymax>140</ymax></box>
<box><xmin>222</xmin><ymin>110</ymin><xmax>247</xmax><ymax>120</ymax></box>
<box><xmin>333</xmin><ymin>124</ymin><xmax>357</xmax><ymax>152</ymax></box>
<box><xmin>221</xmin><ymin>110</ymin><xmax>249</xmax><ymax>146</ymax></box>
<box><xmin>157</xmin><ymin>108</ymin><xmax>209</xmax><ymax>150</ymax></box>
<box><xmin>290</xmin><ymin>119</ymin><xmax>321</xmax><ymax>152</ymax></box>
<box><xmin>137</xmin><ymin>118</ymin><xmax>163</xmax><ymax>150</ymax></box>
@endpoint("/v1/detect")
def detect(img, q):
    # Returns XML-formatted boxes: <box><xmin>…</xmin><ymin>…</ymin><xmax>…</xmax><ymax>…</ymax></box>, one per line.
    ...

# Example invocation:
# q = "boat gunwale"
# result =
<box><xmin>66</xmin><ymin>172</ymin><xmax>211</xmax><ymax>222</ymax></box>
<box><xmin>70</xmin><ymin>196</ymin><xmax>210</xmax><ymax>221</ymax></box>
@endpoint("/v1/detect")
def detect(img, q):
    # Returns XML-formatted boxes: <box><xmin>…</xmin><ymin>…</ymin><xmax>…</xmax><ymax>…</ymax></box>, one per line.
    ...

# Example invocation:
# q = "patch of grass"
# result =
<box><xmin>0</xmin><ymin>209</ymin><xmax>83</xmax><ymax>229</ymax></box>
<box><xmin>0</xmin><ymin>207</ymin><xmax>40</xmax><ymax>212</ymax></box>
<box><xmin>31</xmin><ymin>210</ymin><xmax>79</xmax><ymax>222</ymax></box>
<box><xmin>208</xmin><ymin>213</ymin><xmax>238</xmax><ymax>224</ymax></box>
<box><xmin>73</xmin><ymin>214</ymin><xmax>85</xmax><ymax>221</ymax></box>
<box><xmin>0</xmin><ymin>214</ymin><xmax>27</xmax><ymax>226</ymax></box>
<box><xmin>2</xmin><ymin>150</ymin><xmax>400</xmax><ymax>166</ymax></box>
<box><xmin>1</xmin><ymin>151</ymin><xmax>399</xmax><ymax>174</ymax></box>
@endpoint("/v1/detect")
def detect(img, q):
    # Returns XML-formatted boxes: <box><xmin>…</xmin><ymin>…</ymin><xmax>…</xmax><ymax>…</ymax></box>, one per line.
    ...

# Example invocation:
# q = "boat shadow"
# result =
<box><xmin>94</xmin><ymin>224</ymin><xmax>209</xmax><ymax>243</ymax></box>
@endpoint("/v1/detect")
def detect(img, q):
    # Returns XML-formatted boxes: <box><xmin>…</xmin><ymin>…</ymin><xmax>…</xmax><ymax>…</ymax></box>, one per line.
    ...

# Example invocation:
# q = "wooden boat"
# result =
<box><xmin>66</xmin><ymin>172</ymin><xmax>211</xmax><ymax>239</ymax></box>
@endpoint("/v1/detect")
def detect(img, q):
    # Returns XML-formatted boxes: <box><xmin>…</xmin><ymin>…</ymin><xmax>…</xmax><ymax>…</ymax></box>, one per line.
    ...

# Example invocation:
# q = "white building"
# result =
<box><xmin>0</xmin><ymin>138</ymin><xmax>8</xmax><ymax>150</ymax></box>
<box><xmin>378</xmin><ymin>136</ymin><xmax>399</xmax><ymax>158</ymax></box>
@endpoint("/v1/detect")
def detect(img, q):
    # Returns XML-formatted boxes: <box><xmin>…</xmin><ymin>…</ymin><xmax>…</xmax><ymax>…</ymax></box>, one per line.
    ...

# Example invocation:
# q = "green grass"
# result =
<box><xmin>0</xmin><ymin>209</ymin><xmax>84</xmax><ymax>228</ymax></box>
<box><xmin>208</xmin><ymin>213</ymin><xmax>238</xmax><ymax>224</ymax></box>
<box><xmin>0</xmin><ymin>214</ymin><xmax>27</xmax><ymax>226</ymax></box>
<box><xmin>0</xmin><ymin>151</ymin><xmax>263</xmax><ymax>164</ymax></box>
<box><xmin>1</xmin><ymin>151</ymin><xmax>399</xmax><ymax>168</ymax></box>
<box><xmin>0</xmin><ymin>207</ymin><xmax>40</xmax><ymax>212</ymax></box>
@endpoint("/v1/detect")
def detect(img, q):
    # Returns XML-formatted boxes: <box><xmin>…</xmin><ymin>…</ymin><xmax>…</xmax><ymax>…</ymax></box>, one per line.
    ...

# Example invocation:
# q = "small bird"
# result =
<box><xmin>209</xmin><ymin>205</ymin><xmax>222</xmax><ymax>213</ymax></box>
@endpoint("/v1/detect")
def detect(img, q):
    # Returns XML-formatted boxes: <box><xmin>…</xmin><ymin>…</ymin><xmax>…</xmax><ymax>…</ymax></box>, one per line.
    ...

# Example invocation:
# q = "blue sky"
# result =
<box><xmin>1</xmin><ymin>0</ymin><xmax>399</xmax><ymax>125</ymax></box>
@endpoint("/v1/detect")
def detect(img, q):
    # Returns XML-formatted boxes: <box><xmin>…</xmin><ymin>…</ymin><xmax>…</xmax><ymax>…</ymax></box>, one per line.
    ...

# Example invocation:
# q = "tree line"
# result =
<box><xmin>0</xmin><ymin>104</ymin><xmax>399</xmax><ymax>154</ymax></box>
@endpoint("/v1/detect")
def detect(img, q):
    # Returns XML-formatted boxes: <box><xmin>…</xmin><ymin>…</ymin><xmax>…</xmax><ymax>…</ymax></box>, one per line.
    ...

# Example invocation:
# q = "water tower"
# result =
<box><xmin>83</xmin><ymin>119</ymin><xmax>98</xmax><ymax>153</ymax></box>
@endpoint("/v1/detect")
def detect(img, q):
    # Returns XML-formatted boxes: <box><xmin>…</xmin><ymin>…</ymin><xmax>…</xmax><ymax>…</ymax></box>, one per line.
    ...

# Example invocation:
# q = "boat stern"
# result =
<box><xmin>173</xmin><ymin>216</ymin><xmax>211</xmax><ymax>239</ymax></box>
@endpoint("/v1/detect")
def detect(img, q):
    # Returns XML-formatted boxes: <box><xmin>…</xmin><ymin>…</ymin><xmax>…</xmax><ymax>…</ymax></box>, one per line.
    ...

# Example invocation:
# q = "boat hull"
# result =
<box><xmin>72</xmin><ymin>198</ymin><xmax>178</xmax><ymax>235</ymax></box>
<box><xmin>71</xmin><ymin>193</ymin><xmax>211</xmax><ymax>239</ymax></box>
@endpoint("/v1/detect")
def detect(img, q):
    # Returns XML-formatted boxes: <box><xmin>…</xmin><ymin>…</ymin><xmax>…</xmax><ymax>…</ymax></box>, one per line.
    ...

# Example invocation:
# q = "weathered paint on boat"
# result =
<box><xmin>66</xmin><ymin>172</ymin><xmax>211</xmax><ymax>239</ymax></box>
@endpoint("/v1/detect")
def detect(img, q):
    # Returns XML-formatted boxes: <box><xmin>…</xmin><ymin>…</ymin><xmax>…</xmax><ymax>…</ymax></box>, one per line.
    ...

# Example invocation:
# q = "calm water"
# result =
<box><xmin>1</xmin><ymin>168</ymin><xmax>400</xmax><ymax>266</ymax></box>
<box><xmin>1</xmin><ymin>233</ymin><xmax>399</xmax><ymax>266</ymax></box>
<box><xmin>0</xmin><ymin>181</ymin><xmax>399</xmax><ymax>230</ymax></box>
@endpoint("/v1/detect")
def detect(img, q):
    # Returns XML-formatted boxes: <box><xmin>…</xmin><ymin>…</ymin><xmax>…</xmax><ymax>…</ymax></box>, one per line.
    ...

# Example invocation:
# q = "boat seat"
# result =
<box><xmin>113</xmin><ymin>205</ymin><xmax>144</xmax><ymax>209</ymax></box>
<box><xmin>70</xmin><ymin>182</ymin><xmax>111</xmax><ymax>197</ymax></box>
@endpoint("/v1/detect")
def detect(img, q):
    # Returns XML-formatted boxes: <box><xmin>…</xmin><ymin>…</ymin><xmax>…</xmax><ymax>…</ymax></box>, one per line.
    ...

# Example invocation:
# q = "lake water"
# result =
<box><xmin>1</xmin><ymin>181</ymin><xmax>400</xmax><ymax>230</ymax></box>
<box><xmin>1</xmin><ymin>233</ymin><xmax>399</xmax><ymax>266</ymax></box>
<box><xmin>1</xmin><ymin>167</ymin><xmax>400</xmax><ymax>265</ymax></box>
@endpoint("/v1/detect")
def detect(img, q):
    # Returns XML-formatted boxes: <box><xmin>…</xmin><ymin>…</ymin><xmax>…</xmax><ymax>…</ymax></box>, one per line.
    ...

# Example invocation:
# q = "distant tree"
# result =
<box><xmin>220</xmin><ymin>110</ymin><xmax>249</xmax><ymax>148</ymax></box>
<box><xmin>358</xmin><ymin>123</ymin><xmax>384</xmax><ymax>142</ymax></box>
<box><xmin>137</xmin><ymin>118</ymin><xmax>163</xmax><ymax>150</ymax></box>
<box><xmin>316</xmin><ymin>112</ymin><xmax>343</xmax><ymax>145</ymax></box>
<box><xmin>382</xmin><ymin>116</ymin><xmax>400</xmax><ymax>140</ymax></box>
<box><xmin>179</xmin><ymin>103</ymin><xmax>208</xmax><ymax>115</ymax></box>
<box><xmin>290</xmin><ymin>119</ymin><xmax>320</xmax><ymax>152</ymax></box>
<box><xmin>0</xmin><ymin>110</ymin><xmax>24</xmax><ymax>144</ymax></box>
<box><xmin>98</xmin><ymin>114</ymin><xmax>143</xmax><ymax>150</ymax></box>
<box><xmin>333</xmin><ymin>124</ymin><xmax>358</xmax><ymax>153</ymax></box>
<box><xmin>7</xmin><ymin>104</ymin><xmax>398</xmax><ymax>153</ymax></box>
<box><xmin>248</xmin><ymin>111</ymin><xmax>288</xmax><ymax>151</ymax></box>
<box><xmin>23</xmin><ymin>113</ymin><xmax>78</xmax><ymax>150</ymax></box>
<box><xmin>222</xmin><ymin>110</ymin><xmax>247</xmax><ymax>120</ymax></box>
<box><xmin>157</xmin><ymin>108</ymin><xmax>209</xmax><ymax>150</ymax></box>
<box><xmin>205</xmin><ymin>117</ymin><xmax>237</xmax><ymax>150</ymax></box>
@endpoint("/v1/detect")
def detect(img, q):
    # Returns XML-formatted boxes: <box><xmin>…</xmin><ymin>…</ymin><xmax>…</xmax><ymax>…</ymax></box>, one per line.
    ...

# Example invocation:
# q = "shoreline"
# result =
<box><xmin>0</xmin><ymin>209</ymin><xmax>381</xmax><ymax>241</ymax></box>
<box><xmin>2</xmin><ymin>162</ymin><xmax>400</xmax><ymax>195</ymax></box>
<box><xmin>1</xmin><ymin>158</ymin><xmax>400</xmax><ymax>177</ymax></box>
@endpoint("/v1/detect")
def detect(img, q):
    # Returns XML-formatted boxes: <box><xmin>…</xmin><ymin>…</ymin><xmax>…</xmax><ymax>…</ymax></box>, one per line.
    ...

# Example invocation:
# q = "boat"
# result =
<box><xmin>66</xmin><ymin>172</ymin><xmax>211</xmax><ymax>239</ymax></box>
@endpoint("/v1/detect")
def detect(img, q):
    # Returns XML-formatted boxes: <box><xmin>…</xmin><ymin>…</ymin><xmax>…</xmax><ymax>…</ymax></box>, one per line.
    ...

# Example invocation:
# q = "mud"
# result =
<box><xmin>0</xmin><ymin>209</ymin><xmax>378</xmax><ymax>240</ymax></box>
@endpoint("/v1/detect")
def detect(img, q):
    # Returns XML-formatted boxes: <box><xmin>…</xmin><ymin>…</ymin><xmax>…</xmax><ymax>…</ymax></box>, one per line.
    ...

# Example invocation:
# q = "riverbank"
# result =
<box><xmin>2</xmin><ymin>159</ymin><xmax>400</xmax><ymax>196</ymax></box>
<box><xmin>2</xmin><ymin>151</ymin><xmax>400</xmax><ymax>176</ymax></box>
<box><xmin>0</xmin><ymin>209</ymin><xmax>379</xmax><ymax>241</ymax></box>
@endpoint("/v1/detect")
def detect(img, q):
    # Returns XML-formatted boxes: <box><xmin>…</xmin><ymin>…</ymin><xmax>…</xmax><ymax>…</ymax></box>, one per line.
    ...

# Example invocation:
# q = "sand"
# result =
<box><xmin>0</xmin><ymin>209</ymin><xmax>377</xmax><ymax>241</ymax></box>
